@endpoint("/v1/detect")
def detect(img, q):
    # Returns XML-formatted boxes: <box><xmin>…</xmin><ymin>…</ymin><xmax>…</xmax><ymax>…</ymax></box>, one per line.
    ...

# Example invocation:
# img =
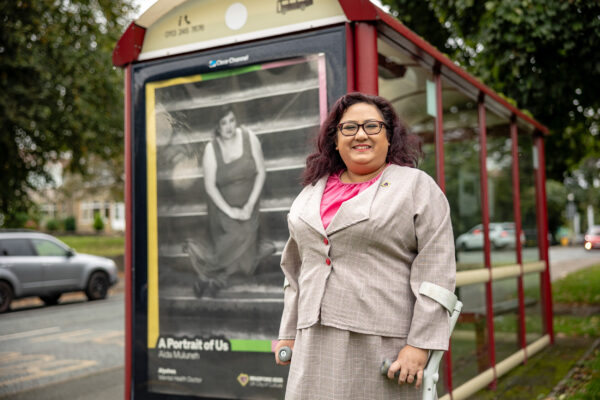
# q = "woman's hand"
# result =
<box><xmin>239</xmin><ymin>203</ymin><xmax>254</xmax><ymax>220</ymax></box>
<box><xmin>225</xmin><ymin>207</ymin><xmax>246</xmax><ymax>220</ymax></box>
<box><xmin>274</xmin><ymin>339</ymin><xmax>295</xmax><ymax>365</ymax></box>
<box><xmin>387</xmin><ymin>345</ymin><xmax>428</xmax><ymax>388</ymax></box>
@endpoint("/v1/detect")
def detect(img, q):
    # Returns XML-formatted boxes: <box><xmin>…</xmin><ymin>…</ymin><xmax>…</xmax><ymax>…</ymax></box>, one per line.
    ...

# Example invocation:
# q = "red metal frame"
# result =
<box><xmin>113</xmin><ymin>0</ymin><xmax>547</xmax><ymax>137</ymax></box>
<box><xmin>338</xmin><ymin>0</ymin><xmax>378</xmax><ymax>20</ymax></box>
<box><xmin>434</xmin><ymin>68</ymin><xmax>446</xmax><ymax>191</ymax></box>
<box><xmin>124</xmin><ymin>64</ymin><xmax>133</xmax><ymax>400</ymax></box>
<box><xmin>112</xmin><ymin>2</ymin><xmax>555</xmax><ymax>397</ymax></box>
<box><xmin>113</xmin><ymin>22</ymin><xmax>146</xmax><ymax>67</ymax></box>
<box><xmin>478</xmin><ymin>96</ymin><xmax>497</xmax><ymax>388</ymax></box>
<box><xmin>372</xmin><ymin>8</ymin><xmax>548</xmax><ymax>135</ymax></box>
<box><xmin>354</xmin><ymin>22</ymin><xmax>378</xmax><ymax>95</ymax></box>
<box><xmin>534</xmin><ymin>135</ymin><xmax>554</xmax><ymax>343</ymax></box>
<box><xmin>511</xmin><ymin>120</ymin><xmax>528</xmax><ymax>355</ymax></box>
<box><xmin>432</xmin><ymin>67</ymin><xmax>452</xmax><ymax>395</ymax></box>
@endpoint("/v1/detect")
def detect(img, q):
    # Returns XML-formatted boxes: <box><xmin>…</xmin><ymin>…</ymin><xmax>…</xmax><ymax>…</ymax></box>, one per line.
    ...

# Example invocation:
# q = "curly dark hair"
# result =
<box><xmin>302</xmin><ymin>92</ymin><xmax>422</xmax><ymax>186</ymax></box>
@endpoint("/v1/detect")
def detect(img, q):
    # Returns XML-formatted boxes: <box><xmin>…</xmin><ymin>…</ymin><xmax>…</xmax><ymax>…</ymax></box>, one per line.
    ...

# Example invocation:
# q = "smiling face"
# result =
<box><xmin>218</xmin><ymin>111</ymin><xmax>237</xmax><ymax>139</ymax></box>
<box><xmin>335</xmin><ymin>102</ymin><xmax>390</xmax><ymax>182</ymax></box>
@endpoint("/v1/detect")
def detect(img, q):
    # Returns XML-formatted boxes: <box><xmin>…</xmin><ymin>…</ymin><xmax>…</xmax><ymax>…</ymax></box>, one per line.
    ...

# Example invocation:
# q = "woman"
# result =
<box><xmin>275</xmin><ymin>93</ymin><xmax>456</xmax><ymax>399</ymax></box>
<box><xmin>185</xmin><ymin>106</ymin><xmax>269</xmax><ymax>296</ymax></box>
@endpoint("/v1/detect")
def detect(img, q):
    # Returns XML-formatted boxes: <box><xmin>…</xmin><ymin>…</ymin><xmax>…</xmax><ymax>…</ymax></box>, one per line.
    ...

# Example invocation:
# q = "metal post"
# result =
<box><xmin>434</xmin><ymin>66</ymin><xmax>446</xmax><ymax>192</ymax></box>
<box><xmin>534</xmin><ymin>134</ymin><xmax>554</xmax><ymax>343</ymax></box>
<box><xmin>478</xmin><ymin>95</ymin><xmax>497</xmax><ymax>388</ymax></box>
<box><xmin>354</xmin><ymin>22</ymin><xmax>378</xmax><ymax>95</ymax></box>
<box><xmin>511</xmin><ymin>119</ymin><xmax>528</xmax><ymax>355</ymax></box>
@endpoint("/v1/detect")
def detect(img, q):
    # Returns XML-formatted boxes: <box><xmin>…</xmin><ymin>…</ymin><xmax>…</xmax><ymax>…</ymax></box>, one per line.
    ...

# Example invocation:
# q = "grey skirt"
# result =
<box><xmin>285</xmin><ymin>324</ymin><xmax>429</xmax><ymax>400</ymax></box>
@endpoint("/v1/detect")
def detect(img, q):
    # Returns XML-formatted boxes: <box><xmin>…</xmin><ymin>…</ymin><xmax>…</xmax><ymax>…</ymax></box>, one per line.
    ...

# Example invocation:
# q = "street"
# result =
<box><xmin>0</xmin><ymin>246</ymin><xmax>598</xmax><ymax>400</ymax></box>
<box><xmin>0</xmin><ymin>292</ymin><xmax>124</xmax><ymax>399</ymax></box>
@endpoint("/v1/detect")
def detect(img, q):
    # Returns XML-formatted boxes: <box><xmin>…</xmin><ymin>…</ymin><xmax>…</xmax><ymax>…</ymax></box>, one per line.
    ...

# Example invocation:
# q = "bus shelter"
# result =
<box><xmin>113</xmin><ymin>1</ymin><xmax>552</xmax><ymax>399</ymax></box>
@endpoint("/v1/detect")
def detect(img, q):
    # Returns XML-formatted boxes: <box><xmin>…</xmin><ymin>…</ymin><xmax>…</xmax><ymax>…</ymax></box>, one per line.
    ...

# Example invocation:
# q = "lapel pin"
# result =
<box><xmin>380</xmin><ymin>181</ymin><xmax>390</xmax><ymax>187</ymax></box>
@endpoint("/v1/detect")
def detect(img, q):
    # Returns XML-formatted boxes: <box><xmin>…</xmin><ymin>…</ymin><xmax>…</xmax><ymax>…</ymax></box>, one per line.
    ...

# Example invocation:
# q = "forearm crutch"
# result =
<box><xmin>381</xmin><ymin>282</ymin><xmax>462</xmax><ymax>400</ymax></box>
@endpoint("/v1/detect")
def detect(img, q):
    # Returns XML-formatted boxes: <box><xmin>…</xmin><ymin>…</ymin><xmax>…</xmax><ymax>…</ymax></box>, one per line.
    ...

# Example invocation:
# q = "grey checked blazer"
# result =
<box><xmin>278</xmin><ymin>165</ymin><xmax>456</xmax><ymax>351</ymax></box>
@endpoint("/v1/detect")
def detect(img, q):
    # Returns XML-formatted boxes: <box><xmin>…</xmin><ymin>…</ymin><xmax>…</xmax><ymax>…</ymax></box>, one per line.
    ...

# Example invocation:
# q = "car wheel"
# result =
<box><xmin>0</xmin><ymin>281</ymin><xmax>14</xmax><ymax>313</ymax></box>
<box><xmin>85</xmin><ymin>271</ymin><xmax>109</xmax><ymax>301</ymax></box>
<box><xmin>40</xmin><ymin>294</ymin><xmax>61</xmax><ymax>305</ymax></box>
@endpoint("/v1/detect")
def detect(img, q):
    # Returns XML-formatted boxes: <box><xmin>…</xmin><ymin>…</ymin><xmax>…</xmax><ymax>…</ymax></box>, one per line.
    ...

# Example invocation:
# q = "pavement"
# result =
<box><xmin>548</xmin><ymin>245</ymin><xmax>600</xmax><ymax>281</ymax></box>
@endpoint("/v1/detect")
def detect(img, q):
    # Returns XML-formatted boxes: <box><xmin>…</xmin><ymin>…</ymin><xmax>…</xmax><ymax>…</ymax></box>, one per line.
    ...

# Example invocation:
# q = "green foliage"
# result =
<box><xmin>564</xmin><ymin>156</ymin><xmax>600</xmax><ymax>232</ymax></box>
<box><xmin>382</xmin><ymin>0</ymin><xmax>600</xmax><ymax>180</ymax></box>
<box><xmin>57</xmin><ymin>235</ymin><xmax>124</xmax><ymax>257</ymax></box>
<box><xmin>93</xmin><ymin>212</ymin><xmax>104</xmax><ymax>232</ymax></box>
<box><xmin>63</xmin><ymin>216</ymin><xmax>76</xmax><ymax>232</ymax></box>
<box><xmin>562</xmin><ymin>347</ymin><xmax>600</xmax><ymax>399</ymax></box>
<box><xmin>545</xmin><ymin>179</ymin><xmax>568</xmax><ymax>237</ymax></box>
<box><xmin>0</xmin><ymin>0</ymin><xmax>135</xmax><ymax>227</ymax></box>
<box><xmin>554</xmin><ymin>315</ymin><xmax>600</xmax><ymax>337</ymax></box>
<box><xmin>553</xmin><ymin>264</ymin><xmax>600</xmax><ymax>305</ymax></box>
<box><xmin>45</xmin><ymin>218</ymin><xmax>60</xmax><ymax>231</ymax></box>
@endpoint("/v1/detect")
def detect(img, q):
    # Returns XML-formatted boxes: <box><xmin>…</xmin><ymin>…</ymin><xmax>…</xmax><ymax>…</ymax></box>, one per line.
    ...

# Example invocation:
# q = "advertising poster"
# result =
<box><xmin>144</xmin><ymin>54</ymin><xmax>327</xmax><ymax>398</ymax></box>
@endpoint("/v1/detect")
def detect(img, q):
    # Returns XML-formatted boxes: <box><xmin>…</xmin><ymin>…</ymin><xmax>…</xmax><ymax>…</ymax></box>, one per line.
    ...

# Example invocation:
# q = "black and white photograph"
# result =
<box><xmin>145</xmin><ymin>54</ymin><xmax>327</xmax><ymax>398</ymax></box>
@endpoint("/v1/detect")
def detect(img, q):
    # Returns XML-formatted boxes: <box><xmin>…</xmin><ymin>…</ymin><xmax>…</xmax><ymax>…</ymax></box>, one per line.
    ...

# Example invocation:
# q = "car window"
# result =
<box><xmin>0</xmin><ymin>239</ymin><xmax>36</xmax><ymax>256</ymax></box>
<box><xmin>31</xmin><ymin>239</ymin><xmax>68</xmax><ymax>256</ymax></box>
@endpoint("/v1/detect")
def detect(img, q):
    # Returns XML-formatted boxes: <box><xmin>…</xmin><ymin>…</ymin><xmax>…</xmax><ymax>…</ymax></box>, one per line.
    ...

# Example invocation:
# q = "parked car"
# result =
<box><xmin>0</xmin><ymin>230</ymin><xmax>119</xmax><ymax>313</ymax></box>
<box><xmin>455</xmin><ymin>222</ymin><xmax>525</xmax><ymax>251</ymax></box>
<box><xmin>584</xmin><ymin>226</ymin><xmax>600</xmax><ymax>250</ymax></box>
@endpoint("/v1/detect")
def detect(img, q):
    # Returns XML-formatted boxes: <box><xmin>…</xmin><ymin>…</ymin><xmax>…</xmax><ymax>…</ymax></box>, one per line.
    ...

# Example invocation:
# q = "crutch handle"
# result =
<box><xmin>278</xmin><ymin>346</ymin><xmax>292</xmax><ymax>362</ymax></box>
<box><xmin>380</xmin><ymin>359</ymin><xmax>401</xmax><ymax>379</ymax></box>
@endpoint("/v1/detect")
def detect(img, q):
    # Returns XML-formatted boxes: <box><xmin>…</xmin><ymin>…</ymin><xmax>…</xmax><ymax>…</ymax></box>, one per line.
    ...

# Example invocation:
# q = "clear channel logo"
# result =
<box><xmin>208</xmin><ymin>55</ymin><xmax>250</xmax><ymax>68</ymax></box>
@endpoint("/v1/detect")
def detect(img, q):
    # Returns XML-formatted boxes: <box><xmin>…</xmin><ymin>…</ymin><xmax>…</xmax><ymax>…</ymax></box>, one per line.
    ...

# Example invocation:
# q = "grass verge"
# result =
<box><xmin>471</xmin><ymin>264</ymin><xmax>600</xmax><ymax>399</ymax></box>
<box><xmin>56</xmin><ymin>235</ymin><xmax>125</xmax><ymax>258</ymax></box>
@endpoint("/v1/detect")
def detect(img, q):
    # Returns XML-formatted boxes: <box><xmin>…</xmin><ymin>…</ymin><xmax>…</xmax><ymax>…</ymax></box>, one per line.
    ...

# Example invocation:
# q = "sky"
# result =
<box><xmin>132</xmin><ymin>0</ymin><xmax>155</xmax><ymax>18</ymax></box>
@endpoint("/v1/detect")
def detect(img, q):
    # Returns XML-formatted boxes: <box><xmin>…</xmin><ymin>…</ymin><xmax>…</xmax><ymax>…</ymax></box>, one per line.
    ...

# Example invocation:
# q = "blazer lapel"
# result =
<box><xmin>325</xmin><ymin>172</ymin><xmax>384</xmax><ymax>236</ymax></box>
<box><xmin>298</xmin><ymin>176</ymin><xmax>327</xmax><ymax>236</ymax></box>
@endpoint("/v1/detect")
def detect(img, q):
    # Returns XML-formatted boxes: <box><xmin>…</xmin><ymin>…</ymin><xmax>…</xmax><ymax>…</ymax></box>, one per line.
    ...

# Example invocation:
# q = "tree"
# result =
<box><xmin>0</xmin><ymin>0</ymin><xmax>135</xmax><ymax>227</ymax></box>
<box><xmin>382</xmin><ymin>0</ymin><xmax>600</xmax><ymax>180</ymax></box>
<box><xmin>93</xmin><ymin>211</ymin><xmax>104</xmax><ymax>232</ymax></box>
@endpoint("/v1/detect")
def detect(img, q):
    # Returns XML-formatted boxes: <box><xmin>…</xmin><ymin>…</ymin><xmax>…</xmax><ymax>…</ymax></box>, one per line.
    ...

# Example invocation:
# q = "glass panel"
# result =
<box><xmin>31</xmin><ymin>239</ymin><xmax>68</xmax><ymax>256</ymax></box>
<box><xmin>523</xmin><ymin>272</ymin><xmax>544</xmax><ymax>343</ymax></box>
<box><xmin>492</xmin><ymin>278</ymin><xmax>521</xmax><ymax>362</ymax></box>
<box><xmin>518</xmin><ymin>132</ymin><xmax>541</xmax><ymax>262</ymax></box>
<box><xmin>377</xmin><ymin>38</ymin><xmax>436</xmax><ymax>179</ymax></box>
<box><xmin>441</xmin><ymin>80</ymin><xmax>483</xmax><ymax>270</ymax></box>
<box><xmin>452</xmin><ymin>283</ymin><xmax>490</xmax><ymax>388</ymax></box>
<box><xmin>0</xmin><ymin>239</ymin><xmax>36</xmax><ymax>256</ymax></box>
<box><xmin>485</xmin><ymin>109</ymin><xmax>517</xmax><ymax>266</ymax></box>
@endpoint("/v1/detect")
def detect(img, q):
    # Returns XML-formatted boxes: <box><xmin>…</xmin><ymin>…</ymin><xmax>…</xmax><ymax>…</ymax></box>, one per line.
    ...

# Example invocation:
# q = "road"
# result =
<box><xmin>0</xmin><ymin>292</ymin><xmax>124</xmax><ymax>399</ymax></box>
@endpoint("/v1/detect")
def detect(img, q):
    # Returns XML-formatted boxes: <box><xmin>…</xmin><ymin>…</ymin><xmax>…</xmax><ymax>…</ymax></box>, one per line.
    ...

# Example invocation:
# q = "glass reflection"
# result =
<box><xmin>485</xmin><ymin>109</ymin><xmax>517</xmax><ymax>266</ymax></box>
<box><xmin>377</xmin><ymin>38</ymin><xmax>436</xmax><ymax>179</ymax></box>
<box><xmin>523</xmin><ymin>272</ymin><xmax>544</xmax><ymax>343</ymax></box>
<box><xmin>492</xmin><ymin>278</ymin><xmax>520</xmax><ymax>362</ymax></box>
<box><xmin>442</xmin><ymin>84</ymin><xmax>484</xmax><ymax>270</ymax></box>
<box><xmin>518</xmin><ymin>131</ymin><xmax>541</xmax><ymax>262</ymax></box>
<box><xmin>452</xmin><ymin>283</ymin><xmax>490</xmax><ymax>388</ymax></box>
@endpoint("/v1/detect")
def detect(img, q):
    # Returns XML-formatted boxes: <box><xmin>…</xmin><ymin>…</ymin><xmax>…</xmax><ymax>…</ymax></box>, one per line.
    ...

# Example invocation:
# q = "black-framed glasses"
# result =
<box><xmin>337</xmin><ymin>120</ymin><xmax>386</xmax><ymax>136</ymax></box>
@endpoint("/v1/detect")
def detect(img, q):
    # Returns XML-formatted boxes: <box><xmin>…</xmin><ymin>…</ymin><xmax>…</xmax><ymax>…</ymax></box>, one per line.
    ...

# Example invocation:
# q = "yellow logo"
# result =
<box><xmin>237</xmin><ymin>373</ymin><xmax>250</xmax><ymax>387</ymax></box>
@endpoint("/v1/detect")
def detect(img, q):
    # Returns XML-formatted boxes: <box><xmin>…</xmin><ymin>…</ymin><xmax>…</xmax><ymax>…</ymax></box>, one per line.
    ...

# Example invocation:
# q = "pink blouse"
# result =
<box><xmin>320</xmin><ymin>169</ymin><xmax>385</xmax><ymax>229</ymax></box>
